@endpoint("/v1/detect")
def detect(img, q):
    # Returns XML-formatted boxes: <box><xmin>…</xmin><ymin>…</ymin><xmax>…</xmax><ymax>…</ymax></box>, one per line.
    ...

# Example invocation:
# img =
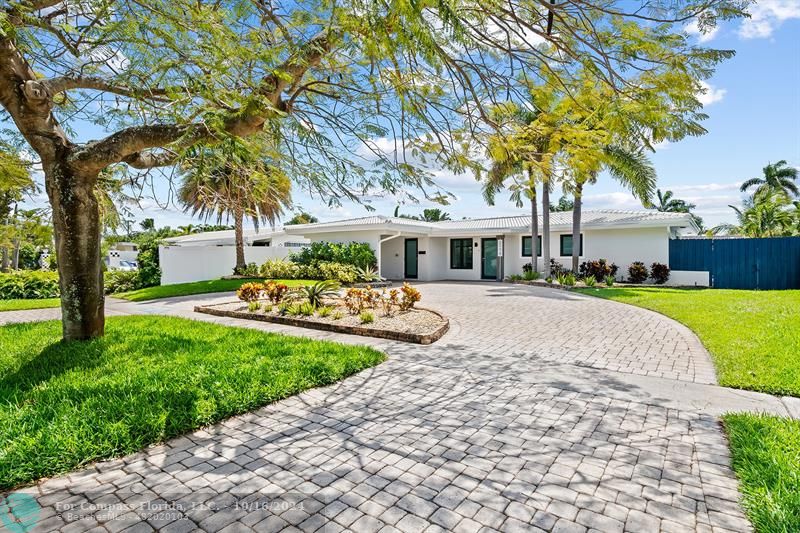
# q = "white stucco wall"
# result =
<box><xmin>159</xmin><ymin>246</ymin><xmax>292</xmax><ymax>285</ymax></box>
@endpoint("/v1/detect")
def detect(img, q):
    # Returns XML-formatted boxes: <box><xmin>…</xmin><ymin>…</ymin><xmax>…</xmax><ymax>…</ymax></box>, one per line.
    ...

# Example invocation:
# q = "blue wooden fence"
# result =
<box><xmin>669</xmin><ymin>237</ymin><xmax>800</xmax><ymax>289</ymax></box>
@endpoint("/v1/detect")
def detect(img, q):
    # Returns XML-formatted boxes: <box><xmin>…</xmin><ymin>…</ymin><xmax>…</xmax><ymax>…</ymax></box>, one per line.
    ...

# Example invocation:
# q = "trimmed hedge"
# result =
<box><xmin>0</xmin><ymin>271</ymin><xmax>60</xmax><ymax>299</ymax></box>
<box><xmin>290</xmin><ymin>241</ymin><xmax>376</xmax><ymax>268</ymax></box>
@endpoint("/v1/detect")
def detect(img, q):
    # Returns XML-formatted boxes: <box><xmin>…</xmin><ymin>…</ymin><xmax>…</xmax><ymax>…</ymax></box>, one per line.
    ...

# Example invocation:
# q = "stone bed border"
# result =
<box><xmin>194</xmin><ymin>302</ymin><xmax>449</xmax><ymax>345</ymax></box>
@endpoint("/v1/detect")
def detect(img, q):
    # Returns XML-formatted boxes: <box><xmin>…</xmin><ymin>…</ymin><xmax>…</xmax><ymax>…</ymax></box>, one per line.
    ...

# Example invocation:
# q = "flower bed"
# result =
<box><xmin>194</xmin><ymin>299</ymin><xmax>448</xmax><ymax>344</ymax></box>
<box><xmin>195</xmin><ymin>281</ymin><xmax>448</xmax><ymax>344</ymax></box>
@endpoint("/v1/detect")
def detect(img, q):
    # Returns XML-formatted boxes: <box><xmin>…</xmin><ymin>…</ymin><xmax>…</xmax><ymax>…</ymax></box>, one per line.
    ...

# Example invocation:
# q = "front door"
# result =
<box><xmin>481</xmin><ymin>238</ymin><xmax>498</xmax><ymax>280</ymax></box>
<box><xmin>404</xmin><ymin>238</ymin><xmax>418</xmax><ymax>279</ymax></box>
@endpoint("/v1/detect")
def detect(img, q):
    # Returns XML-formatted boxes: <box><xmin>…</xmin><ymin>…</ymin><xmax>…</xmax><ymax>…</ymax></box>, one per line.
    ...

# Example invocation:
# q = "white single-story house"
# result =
<box><xmin>159</xmin><ymin>229</ymin><xmax>310</xmax><ymax>285</ymax></box>
<box><xmin>283</xmin><ymin>210</ymin><xmax>708</xmax><ymax>286</ymax></box>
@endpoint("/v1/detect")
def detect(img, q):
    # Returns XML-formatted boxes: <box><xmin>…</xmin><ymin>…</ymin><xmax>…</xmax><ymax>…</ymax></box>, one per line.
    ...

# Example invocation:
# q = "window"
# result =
<box><xmin>450</xmin><ymin>238</ymin><xmax>473</xmax><ymax>269</ymax></box>
<box><xmin>522</xmin><ymin>236</ymin><xmax>542</xmax><ymax>257</ymax></box>
<box><xmin>560</xmin><ymin>234</ymin><xmax>583</xmax><ymax>256</ymax></box>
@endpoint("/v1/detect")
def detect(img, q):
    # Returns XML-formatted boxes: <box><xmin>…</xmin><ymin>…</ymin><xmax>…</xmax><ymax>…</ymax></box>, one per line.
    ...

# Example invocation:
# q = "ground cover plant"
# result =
<box><xmin>0</xmin><ymin>316</ymin><xmax>385</xmax><ymax>490</ymax></box>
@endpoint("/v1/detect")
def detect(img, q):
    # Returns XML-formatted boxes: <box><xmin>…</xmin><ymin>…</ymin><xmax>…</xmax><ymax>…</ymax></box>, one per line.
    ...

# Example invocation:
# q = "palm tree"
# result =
<box><xmin>654</xmin><ymin>189</ymin><xmax>704</xmax><ymax>233</ymax></box>
<box><xmin>483</xmin><ymin>106</ymin><xmax>551</xmax><ymax>273</ymax></box>
<box><xmin>420</xmin><ymin>208</ymin><xmax>451</xmax><ymax>222</ymax></box>
<box><xmin>712</xmin><ymin>193</ymin><xmax>797</xmax><ymax>237</ymax></box>
<box><xmin>740</xmin><ymin>161</ymin><xmax>799</xmax><ymax>198</ymax></box>
<box><xmin>179</xmin><ymin>137</ymin><xmax>292</xmax><ymax>273</ymax></box>
<box><xmin>565</xmin><ymin>145</ymin><xmax>656</xmax><ymax>273</ymax></box>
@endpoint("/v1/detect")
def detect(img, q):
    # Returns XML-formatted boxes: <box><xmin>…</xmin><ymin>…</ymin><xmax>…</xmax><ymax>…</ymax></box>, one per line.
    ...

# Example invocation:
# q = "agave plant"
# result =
<box><xmin>355</xmin><ymin>265</ymin><xmax>383</xmax><ymax>283</ymax></box>
<box><xmin>300</xmin><ymin>280</ymin><xmax>341</xmax><ymax>308</ymax></box>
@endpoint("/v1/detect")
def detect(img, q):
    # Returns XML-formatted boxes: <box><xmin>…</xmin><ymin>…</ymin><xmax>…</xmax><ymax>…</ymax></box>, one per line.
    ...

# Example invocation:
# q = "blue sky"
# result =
<box><xmin>22</xmin><ymin>1</ymin><xmax>800</xmax><ymax>231</ymax></box>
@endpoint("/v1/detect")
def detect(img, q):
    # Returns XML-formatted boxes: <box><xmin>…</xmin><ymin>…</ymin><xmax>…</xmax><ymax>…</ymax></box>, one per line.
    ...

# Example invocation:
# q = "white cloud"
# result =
<box><xmin>739</xmin><ymin>0</ymin><xmax>800</xmax><ymax>39</ymax></box>
<box><xmin>697</xmin><ymin>81</ymin><xmax>726</xmax><ymax>106</ymax></box>
<box><xmin>653</xmin><ymin>140</ymin><xmax>671</xmax><ymax>151</ymax></box>
<box><xmin>685</xmin><ymin>20</ymin><xmax>720</xmax><ymax>43</ymax></box>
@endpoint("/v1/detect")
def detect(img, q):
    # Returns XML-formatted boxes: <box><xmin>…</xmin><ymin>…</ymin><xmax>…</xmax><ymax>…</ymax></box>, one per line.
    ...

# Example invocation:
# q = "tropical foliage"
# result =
<box><xmin>714</xmin><ymin>162</ymin><xmax>799</xmax><ymax>238</ymax></box>
<box><xmin>655</xmin><ymin>189</ymin><xmax>704</xmax><ymax>232</ymax></box>
<box><xmin>179</xmin><ymin>137</ymin><xmax>292</xmax><ymax>274</ymax></box>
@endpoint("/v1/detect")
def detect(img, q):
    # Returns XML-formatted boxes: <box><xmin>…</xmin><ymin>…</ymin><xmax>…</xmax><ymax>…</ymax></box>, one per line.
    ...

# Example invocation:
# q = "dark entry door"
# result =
<box><xmin>404</xmin><ymin>238</ymin><xmax>418</xmax><ymax>279</ymax></box>
<box><xmin>481</xmin><ymin>238</ymin><xmax>497</xmax><ymax>280</ymax></box>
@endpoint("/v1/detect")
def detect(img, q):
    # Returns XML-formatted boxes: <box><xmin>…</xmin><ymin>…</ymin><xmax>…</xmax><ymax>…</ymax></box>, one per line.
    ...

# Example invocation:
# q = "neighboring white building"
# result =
<box><xmin>106</xmin><ymin>242</ymin><xmax>139</xmax><ymax>270</ymax></box>
<box><xmin>283</xmin><ymin>210</ymin><xmax>707</xmax><ymax>286</ymax></box>
<box><xmin>159</xmin><ymin>229</ymin><xmax>310</xmax><ymax>285</ymax></box>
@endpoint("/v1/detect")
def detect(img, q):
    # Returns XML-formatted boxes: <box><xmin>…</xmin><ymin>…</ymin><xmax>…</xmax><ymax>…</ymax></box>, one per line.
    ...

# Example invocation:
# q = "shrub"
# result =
<box><xmin>381</xmin><ymin>288</ymin><xmax>400</xmax><ymax>317</ymax></box>
<box><xmin>507</xmin><ymin>274</ymin><xmax>523</xmax><ymax>281</ymax></box>
<box><xmin>104</xmin><ymin>270</ymin><xmax>143</xmax><ymax>294</ymax></box>
<box><xmin>343</xmin><ymin>287</ymin><xmax>379</xmax><ymax>314</ymax></box>
<box><xmin>579</xmin><ymin>259</ymin><xmax>619</xmax><ymax>282</ymax></box>
<box><xmin>563</xmin><ymin>273</ymin><xmax>576</xmax><ymax>287</ymax></box>
<box><xmin>291</xmin><ymin>241</ymin><xmax>376</xmax><ymax>268</ymax></box>
<box><xmin>264</xmin><ymin>281</ymin><xmax>289</xmax><ymax>303</ymax></box>
<box><xmin>247</xmin><ymin>301</ymin><xmax>261</xmax><ymax>312</ymax></box>
<box><xmin>260</xmin><ymin>258</ymin><xmax>300</xmax><ymax>279</ymax></box>
<box><xmin>300</xmin><ymin>280</ymin><xmax>341</xmax><ymax>308</ymax></box>
<box><xmin>315</xmin><ymin>261</ymin><xmax>359</xmax><ymax>284</ymax></box>
<box><xmin>523</xmin><ymin>270</ymin><xmax>540</xmax><ymax>281</ymax></box>
<box><xmin>650</xmin><ymin>262</ymin><xmax>670</xmax><ymax>284</ymax></box>
<box><xmin>299</xmin><ymin>302</ymin><xmax>315</xmax><ymax>316</ymax></box>
<box><xmin>628</xmin><ymin>262</ymin><xmax>649</xmax><ymax>284</ymax></box>
<box><xmin>605</xmin><ymin>275</ymin><xmax>615</xmax><ymax>287</ymax></box>
<box><xmin>359</xmin><ymin>311</ymin><xmax>374</xmax><ymax>324</ymax></box>
<box><xmin>234</xmin><ymin>262</ymin><xmax>259</xmax><ymax>276</ymax></box>
<box><xmin>237</xmin><ymin>282</ymin><xmax>264</xmax><ymax>302</ymax></box>
<box><xmin>286</xmin><ymin>303</ymin><xmax>303</xmax><ymax>316</ymax></box>
<box><xmin>135</xmin><ymin>235</ymin><xmax>162</xmax><ymax>288</ymax></box>
<box><xmin>317</xmin><ymin>306</ymin><xmax>332</xmax><ymax>318</ymax></box>
<box><xmin>583</xmin><ymin>276</ymin><xmax>596</xmax><ymax>287</ymax></box>
<box><xmin>0</xmin><ymin>271</ymin><xmax>60</xmax><ymax>299</ymax></box>
<box><xmin>332</xmin><ymin>310</ymin><xmax>343</xmax><ymax>320</ymax></box>
<box><xmin>549</xmin><ymin>259</ymin><xmax>568</xmax><ymax>277</ymax></box>
<box><xmin>399</xmin><ymin>282</ymin><xmax>421</xmax><ymax>311</ymax></box>
<box><xmin>522</xmin><ymin>263</ymin><xmax>533</xmax><ymax>274</ymax></box>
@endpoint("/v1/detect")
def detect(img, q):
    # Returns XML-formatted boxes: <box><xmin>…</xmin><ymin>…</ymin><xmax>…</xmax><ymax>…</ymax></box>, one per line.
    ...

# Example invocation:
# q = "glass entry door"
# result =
<box><xmin>404</xmin><ymin>238</ymin><xmax>418</xmax><ymax>279</ymax></box>
<box><xmin>481</xmin><ymin>238</ymin><xmax>497</xmax><ymax>279</ymax></box>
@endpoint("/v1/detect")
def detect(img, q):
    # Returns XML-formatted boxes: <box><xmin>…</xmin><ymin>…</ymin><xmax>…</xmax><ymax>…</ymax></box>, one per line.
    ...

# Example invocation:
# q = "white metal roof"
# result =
<box><xmin>283</xmin><ymin>210</ymin><xmax>697</xmax><ymax>235</ymax></box>
<box><xmin>163</xmin><ymin>229</ymin><xmax>308</xmax><ymax>246</ymax></box>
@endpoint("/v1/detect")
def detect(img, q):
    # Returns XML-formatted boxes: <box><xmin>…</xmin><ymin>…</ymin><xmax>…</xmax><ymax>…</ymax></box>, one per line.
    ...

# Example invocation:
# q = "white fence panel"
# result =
<box><xmin>159</xmin><ymin>246</ymin><xmax>292</xmax><ymax>285</ymax></box>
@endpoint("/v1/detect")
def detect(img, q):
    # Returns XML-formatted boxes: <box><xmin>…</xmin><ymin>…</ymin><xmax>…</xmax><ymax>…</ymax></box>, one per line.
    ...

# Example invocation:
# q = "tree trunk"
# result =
<box><xmin>0</xmin><ymin>248</ymin><xmax>7</xmax><ymax>272</ymax></box>
<box><xmin>234</xmin><ymin>206</ymin><xmax>246</xmax><ymax>274</ymax></box>
<box><xmin>45</xmin><ymin>159</ymin><xmax>105</xmax><ymax>341</ymax></box>
<box><xmin>11</xmin><ymin>239</ymin><xmax>20</xmax><ymax>270</ymax></box>
<box><xmin>529</xmin><ymin>176</ymin><xmax>539</xmax><ymax>273</ymax></box>
<box><xmin>572</xmin><ymin>183</ymin><xmax>583</xmax><ymax>274</ymax></box>
<box><xmin>542</xmin><ymin>177</ymin><xmax>551</xmax><ymax>277</ymax></box>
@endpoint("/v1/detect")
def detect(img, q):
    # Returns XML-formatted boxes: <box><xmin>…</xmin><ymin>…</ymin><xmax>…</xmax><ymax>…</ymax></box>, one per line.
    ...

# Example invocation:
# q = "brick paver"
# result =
<box><xmin>6</xmin><ymin>282</ymin><xmax>754</xmax><ymax>532</ymax></box>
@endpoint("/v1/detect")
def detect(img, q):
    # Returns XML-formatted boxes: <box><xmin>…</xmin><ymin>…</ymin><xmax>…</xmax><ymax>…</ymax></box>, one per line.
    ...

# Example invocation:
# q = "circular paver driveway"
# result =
<box><xmin>404</xmin><ymin>282</ymin><xmax>718</xmax><ymax>385</ymax></box>
<box><xmin>11</xmin><ymin>282</ymin><xmax>752</xmax><ymax>533</ymax></box>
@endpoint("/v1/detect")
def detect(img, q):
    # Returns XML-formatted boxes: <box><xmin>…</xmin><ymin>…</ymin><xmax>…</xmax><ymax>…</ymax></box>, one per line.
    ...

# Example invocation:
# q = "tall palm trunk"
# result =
<box><xmin>529</xmin><ymin>171</ymin><xmax>539</xmax><ymax>272</ymax></box>
<box><xmin>233</xmin><ymin>205</ymin><xmax>246</xmax><ymax>274</ymax></box>
<box><xmin>542</xmin><ymin>175</ymin><xmax>551</xmax><ymax>277</ymax></box>
<box><xmin>0</xmin><ymin>248</ymin><xmax>7</xmax><ymax>272</ymax></box>
<box><xmin>571</xmin><ymin>182</ymin><xmax>583</xmax><ymax>273</ymax></box>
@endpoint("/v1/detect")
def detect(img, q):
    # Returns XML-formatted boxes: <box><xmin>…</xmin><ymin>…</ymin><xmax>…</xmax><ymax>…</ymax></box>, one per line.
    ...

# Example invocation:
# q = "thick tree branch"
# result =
<box><xmin>69</xmin><ymin>31</ymin><xmax>333</xmax><ymax>173</ymax></box>
<box><xmin>44</xmin><ymin>75</ymin><xmax>172</xmax><ymax>101</ymax></box>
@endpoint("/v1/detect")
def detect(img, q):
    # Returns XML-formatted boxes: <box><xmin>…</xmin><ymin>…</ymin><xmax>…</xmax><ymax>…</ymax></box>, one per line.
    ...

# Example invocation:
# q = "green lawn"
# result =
<box><xmin>574</xmin><ymin>287</ymin><xmax>800</xmax><ymax>397</ymax></box>
<box><xmin>0</xmin><ymin>316</ymin><xmax>385</xmax><ymax>490</ymax></box>
<box><xmin>723</xmin><ymin>413</ymin><xmax>800</xmax><ymax>532</ymax></box>
<box><xmin>0</xmin><ymin>298</ymin><xmax>60</xmax><ymax>312</ymax></box>
<box><xmin>114</xmin><ymin>278</ymin><xmax>313</xmax><ymax>301</ymax></box>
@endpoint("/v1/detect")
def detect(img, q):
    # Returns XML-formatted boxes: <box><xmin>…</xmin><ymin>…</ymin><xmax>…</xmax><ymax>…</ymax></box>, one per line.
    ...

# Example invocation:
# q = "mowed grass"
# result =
<box><xmin>114</xmin><ymin>278</ymin><xmax>312</xmax><ymax>301</ymax></box>
<box><xmin>0</xmin><ymin>298</ymin><xmax>60</xmax><ymax>312</ymax></box>
<box><xmin>0</xmin><ymin>316</ymin><xmax>385</xmax><ymax>490</ymax></box>
<box><xmin>723</xmin><ymin>413</ymin><xmax>800</xmax><ymax>532</ymax></box>
<box><xmin>574</xmin><ymin>287</ymin><xmax>800</xmax><ymax>397</ymax></box>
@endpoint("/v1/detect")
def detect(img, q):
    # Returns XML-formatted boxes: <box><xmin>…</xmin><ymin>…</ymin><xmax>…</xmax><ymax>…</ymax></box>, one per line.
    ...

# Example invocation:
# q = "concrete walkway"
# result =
<box><xmin>3</xmin><ymin>282</ymin><xmax>790</xmax><ymax>532</ymax></box>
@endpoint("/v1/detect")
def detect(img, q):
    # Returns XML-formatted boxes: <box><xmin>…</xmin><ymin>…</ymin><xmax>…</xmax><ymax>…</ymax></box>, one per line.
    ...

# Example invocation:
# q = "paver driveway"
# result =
<box><xmin>8</xmin><ymin>282</ymin><xmax>759</xmax><ymax>532</ymax></box>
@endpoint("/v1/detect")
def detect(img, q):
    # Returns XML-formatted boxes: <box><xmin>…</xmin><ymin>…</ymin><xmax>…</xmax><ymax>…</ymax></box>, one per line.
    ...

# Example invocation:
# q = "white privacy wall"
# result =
<box><xmin>159</xmin><ymin>246</ymin><xmax>292</xmax><ymax>285</ymax></box>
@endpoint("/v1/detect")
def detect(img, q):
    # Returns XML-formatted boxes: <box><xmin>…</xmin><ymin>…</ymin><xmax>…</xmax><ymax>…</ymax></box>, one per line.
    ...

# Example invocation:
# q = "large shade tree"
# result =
<box><xmin>0</xmin><ymin>0</ymin><xmax>746</xmax><ymax>339</ymax></box>
<box><xmin>178</xmin><ymin>137</ymin><xmax>292</xmax><ymax>274</ymax></box>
